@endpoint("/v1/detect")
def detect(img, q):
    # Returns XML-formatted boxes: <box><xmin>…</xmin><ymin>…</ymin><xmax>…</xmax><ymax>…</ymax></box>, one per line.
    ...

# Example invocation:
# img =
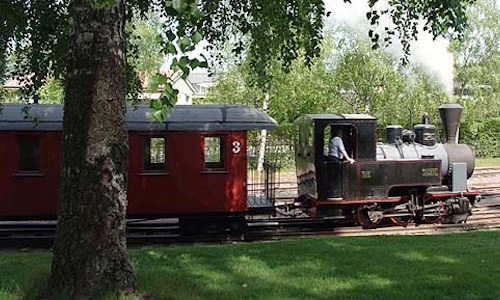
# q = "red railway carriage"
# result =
<box><xmin>0</xmin><ymin>104</ymin><xmax>277</xmax><ymax>221</ymax></box>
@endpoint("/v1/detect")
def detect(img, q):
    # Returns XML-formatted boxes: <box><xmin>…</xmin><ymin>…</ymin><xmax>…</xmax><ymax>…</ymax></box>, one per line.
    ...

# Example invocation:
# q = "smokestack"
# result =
<box><xmin>438</xmin><ymin>103</ymin><xmax>463</xmax><ymax>144</ymax></box>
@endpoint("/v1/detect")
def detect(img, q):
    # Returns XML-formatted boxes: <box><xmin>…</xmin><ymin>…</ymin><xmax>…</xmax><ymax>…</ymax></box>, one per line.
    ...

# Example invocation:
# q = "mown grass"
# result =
<box><xmin>476</xmin><ymin>157</ymin><xmax>500</xmax><ymax>168</ymax></box>
<box><xmin>1</xmin><ymin>231</ymin><xmax>500</xmax><ymax>299</ymax></box>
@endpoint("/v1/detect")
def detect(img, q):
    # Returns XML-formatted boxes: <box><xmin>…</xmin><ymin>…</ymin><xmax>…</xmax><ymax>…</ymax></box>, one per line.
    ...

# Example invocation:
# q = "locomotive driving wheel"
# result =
<box><xmin>354</xmin><ymin>205</ymin><xmax>384</xmax><ymax>228</ymax></box>
<box><xmin>390</xmin><ymin>215</ymin><xmax>413</xmax><ymax>227</ymax></box>
<box><xmin>389</xmin><ymin>203</ymin><xmax>413</xmax><ymax>227</ymax></box>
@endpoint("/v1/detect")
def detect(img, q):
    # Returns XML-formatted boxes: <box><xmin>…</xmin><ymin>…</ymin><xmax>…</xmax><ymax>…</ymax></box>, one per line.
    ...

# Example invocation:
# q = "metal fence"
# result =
<box><xmin>246</xmin><ymin>132</ymin><xmax>296</xmax><ymax>209</ymax></box>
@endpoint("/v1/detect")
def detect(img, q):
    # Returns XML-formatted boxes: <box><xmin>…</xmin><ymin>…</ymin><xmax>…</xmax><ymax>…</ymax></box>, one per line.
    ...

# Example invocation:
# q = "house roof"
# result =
<box><xmin>0</xmin><ymin>104</ymin><xmax>278</xmax><ymax>131</ymax></box>
<box><xmin>188</xmin><ymin>72</ymin><xmax>217</xmax><ymax>87</ymax></box>
<box><xmin>2</xmin><ymin>78</ymin><xmax>22</xmax><ymax>89</ymax></box>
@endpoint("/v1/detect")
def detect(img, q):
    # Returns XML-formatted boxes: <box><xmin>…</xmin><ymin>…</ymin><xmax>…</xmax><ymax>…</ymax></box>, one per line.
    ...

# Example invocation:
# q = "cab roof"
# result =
<box><xmin>296</xmin><ymin>113</ymin><xmax>376</xmax><ymax>123</ymax></box>
<box><xmin>0</xmin><ymin>104</ymin><xmax>278</xmax><ymax>131</ymax></box>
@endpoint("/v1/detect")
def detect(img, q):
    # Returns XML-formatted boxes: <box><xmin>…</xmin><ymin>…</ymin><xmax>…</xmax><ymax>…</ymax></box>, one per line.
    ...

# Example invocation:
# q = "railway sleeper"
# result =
<box><xmin>179</xmin><ymin>215</ymin><xmax>247</xmax><ymax>236</ymax></box>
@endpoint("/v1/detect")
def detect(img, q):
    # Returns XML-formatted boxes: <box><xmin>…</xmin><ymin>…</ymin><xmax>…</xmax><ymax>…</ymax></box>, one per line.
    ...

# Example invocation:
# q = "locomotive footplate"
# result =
<box><xmin>425</xmin><ymin>190</ymin><xmax>480</xmax><ymax>201</ymax></box>
<box><xmin>425</xmin><ymin>190</ymin><xmax>479</xmax><ymax>224</ymax></box>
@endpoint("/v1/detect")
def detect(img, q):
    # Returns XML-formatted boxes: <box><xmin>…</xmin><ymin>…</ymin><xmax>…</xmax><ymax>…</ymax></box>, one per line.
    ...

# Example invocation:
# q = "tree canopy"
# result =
<box><xmin>203</xmin><ymin>25</ymin><xmax>448</xmax><ymax>134</ymax></box>
<box><xmin>451</xmin><ymin>0</ymin><xmax>500</xmax><ymax>155</ymax></box>
<box><xmin>2</xmin><ymin>0</ymin><xmax>476</xmax><ymax>105</ymax></box>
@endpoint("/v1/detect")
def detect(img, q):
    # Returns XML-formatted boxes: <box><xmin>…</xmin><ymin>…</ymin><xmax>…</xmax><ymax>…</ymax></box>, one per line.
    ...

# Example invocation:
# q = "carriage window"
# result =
<box><xmin>18</xmin><ymin>136</ymin><xmax>40</xmax><ymax>172</ymax></box>
<box><xmin>204</xmin><ymin>136</ymin><xmax>224</xmax><ymax>169</ymax></box>
<box><xmin>144</xmin><ymin>137</ymin><xmax>166</xmax><ymax>171</ymax></box>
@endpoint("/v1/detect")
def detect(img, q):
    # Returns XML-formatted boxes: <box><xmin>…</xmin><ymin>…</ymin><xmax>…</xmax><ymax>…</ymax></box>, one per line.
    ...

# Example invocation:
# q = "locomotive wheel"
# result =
<box><xmin>355</xmin><ymin>205</ymin><xmax>383</xmax><ymax>228</ymax></box>
<box><xmin>388</xmin><ymin>203</ymin><xmax>412</xmax><ymax>227</ymax></box>
<box><xmin>390</xmin><ymin>216</ymin><xmax>413</xmax><ymax>227</ymax></box>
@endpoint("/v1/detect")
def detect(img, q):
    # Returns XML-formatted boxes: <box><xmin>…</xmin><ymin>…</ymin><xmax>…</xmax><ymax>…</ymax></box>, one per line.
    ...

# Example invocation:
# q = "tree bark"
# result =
<box><xmin>257</xmin><ymin>91</ymin><xmax>270</xmax><ymax>173</ymax></box>
<box><xmin>364</xmin><ymin>96</ymin><xmax>371</xmax><ymax>114</ymax></box>
<box><xmin>44</xmin><ymin>0</ymin><xmax>135</xmax><ymax>298</ymax></box>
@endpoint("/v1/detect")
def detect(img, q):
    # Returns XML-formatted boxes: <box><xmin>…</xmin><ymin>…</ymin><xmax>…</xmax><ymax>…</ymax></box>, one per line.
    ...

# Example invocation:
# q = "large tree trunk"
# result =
<box><xmin>44</xmin><ymin>0</ymin><xmax>135</xmax><ymax>297</ymax></box>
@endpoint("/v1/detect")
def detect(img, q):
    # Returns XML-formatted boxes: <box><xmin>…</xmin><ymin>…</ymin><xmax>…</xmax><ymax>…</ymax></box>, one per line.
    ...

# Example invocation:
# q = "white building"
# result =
<box><xmin>173</xmin><ymin>71</ymin><xmax>217</xmax><ymax>105</ymax></box>
<box><xmin>140</xmin><ymin>70</ymin><xmax>217</xmax><ymax>105</ymax></box>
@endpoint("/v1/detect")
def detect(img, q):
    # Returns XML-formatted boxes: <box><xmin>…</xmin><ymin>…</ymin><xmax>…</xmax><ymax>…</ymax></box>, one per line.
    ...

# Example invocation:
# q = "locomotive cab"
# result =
<box><xmin>295</xmin><ymin>114</ymin><xmax>377</xmax><ymax>201</ymax></box>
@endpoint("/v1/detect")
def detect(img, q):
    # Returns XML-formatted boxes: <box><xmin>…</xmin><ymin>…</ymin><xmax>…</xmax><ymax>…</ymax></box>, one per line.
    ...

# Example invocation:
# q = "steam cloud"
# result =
<box><xmin>326</xmin><ymin>0</ymin><xmax>455</xmax><ymax>96</ymax></box>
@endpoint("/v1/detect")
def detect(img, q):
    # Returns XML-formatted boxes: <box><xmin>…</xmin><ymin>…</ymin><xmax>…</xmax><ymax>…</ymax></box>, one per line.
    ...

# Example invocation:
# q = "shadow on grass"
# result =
<box><xmin>1</xmin><ymin>232</ymin><xmax>500</xmax><ymax>299</ymax></box>
<box><xmin>0</xmin><ymin>251</ymin><xmax>51</xmax><ymax>299</ymax></box>
<box><xmin>131</xmin><ymin>232</ymin><xmax>500</xmax><ymax>300</ymax></box>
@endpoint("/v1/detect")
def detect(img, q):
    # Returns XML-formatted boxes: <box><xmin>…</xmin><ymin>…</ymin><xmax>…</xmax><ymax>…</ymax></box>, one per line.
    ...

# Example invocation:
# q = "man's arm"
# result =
<box><xmin>340</xmin><ymin>148</ymin><xmax>355</xmax><ymax>164</ymax></box>
<box><xmin>335</xmin><ymin>138</ymin><xmax>355</xmax><ymax>164</ymax></box>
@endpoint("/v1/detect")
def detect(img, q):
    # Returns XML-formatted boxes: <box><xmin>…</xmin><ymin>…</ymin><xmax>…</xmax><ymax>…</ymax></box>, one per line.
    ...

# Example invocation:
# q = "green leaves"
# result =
<box><xmin>147</xmin><ymin>73</ymin><xmax>177</xmax><ymax>122</ymax></box>
<box><xmin>165</xmin><ymin>43</ymin><xmax>176</xmax><ymax>55</ymax></box>
<box><xmin>205</xmin><ymin>26</ymin><xmax>449</xmax><ymax>132</ymax></box>
<box><xmin>200</xmin><ymin>0</ymin><xmax>326</xmax><ymax>90</ymax></box>
<box><xmin>452</xmin><ymin>1</ymin><xmax>500</xmax><ymax>145</ymax></box>
<box><xmin>150</xmin><ymin>98</ymin><xmax>162</xmax><ymax>110</ymax></box>
<box><xmin>192</xmin><ymin>30</ymin><xmax>203</xmax><ymax>44</ymax></box>
<box><xmin>178</xmin><ymin>37</ymin><xmax>192</xmax><ymax>52</ymax></box>
<box><xmin>88</xmin><ymin>0</ymin><xmax>116</xmax><ymax>10</ymax></box>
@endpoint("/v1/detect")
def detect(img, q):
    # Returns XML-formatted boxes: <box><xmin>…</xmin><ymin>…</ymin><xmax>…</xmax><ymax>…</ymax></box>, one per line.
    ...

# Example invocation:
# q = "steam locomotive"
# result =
<box><xmin>295</xmin><ymin>103</ymin><xmax>479</xmax><ymax>226</ymax></box>
<box><xmin>0</xmin><ymin>102</ymin><xmax>479</xmax><ymax>231</ymax></box>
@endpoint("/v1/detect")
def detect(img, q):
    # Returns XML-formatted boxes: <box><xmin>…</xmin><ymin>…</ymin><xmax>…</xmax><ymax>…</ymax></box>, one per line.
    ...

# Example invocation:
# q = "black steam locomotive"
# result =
<box><xmin>294</xmin><ymin>103</ymin><xmax>479</xmax><ymax>226</ymax></box>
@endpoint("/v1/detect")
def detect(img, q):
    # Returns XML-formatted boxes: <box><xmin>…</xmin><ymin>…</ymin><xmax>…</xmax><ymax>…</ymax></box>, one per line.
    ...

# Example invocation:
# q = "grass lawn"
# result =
<box><xmin>1</xmin><ymin>231</ymin><xmax>500</xmax><ymax>299</ymax></box>
<box><xmin>476</xmin><ymin>157</ymin><xmax>500</xmax><ymax>168</ymax></box>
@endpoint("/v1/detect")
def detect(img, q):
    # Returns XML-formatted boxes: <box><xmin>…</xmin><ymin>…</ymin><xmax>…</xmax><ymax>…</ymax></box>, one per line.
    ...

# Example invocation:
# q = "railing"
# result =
<box><xmin>247</xmin><ymin>157</ymin><xmax>277</xmax><ymax>208</ymax></box>
<box><xmin>247</xmin><ymin>133</ymin><xmax>296</xmax><ymax>209</ymax></box>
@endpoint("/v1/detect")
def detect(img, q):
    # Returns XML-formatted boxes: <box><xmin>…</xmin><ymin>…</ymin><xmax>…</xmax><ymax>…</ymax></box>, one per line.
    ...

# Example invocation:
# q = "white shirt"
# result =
<box><xmin>328</xmin><ymin>136</ymin><xmax>345</xmax><ymax>159</ymax></box>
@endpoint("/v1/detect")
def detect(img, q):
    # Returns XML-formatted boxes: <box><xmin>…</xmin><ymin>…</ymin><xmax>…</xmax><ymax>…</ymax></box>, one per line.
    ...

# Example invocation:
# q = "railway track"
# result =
<box><xmin>2</xmin><ymin>167</ymin><xmax>500</xmax><ymax>249</ymax></box>
<box><xmin>1</xmin><ymin>196</ymin><xmax>500</xmax><ymax>250</ymax></box>
<box><xmin>472</xmin><ymin>166</ymin><xmax>500</xmax><ymax>176</ymax></box>
<box><xmin>473</xmin><ymin>168</ymin><xmax>499</xmax><ymax>175</ymax></box>
<box><xmin>244</xmin><ymin>199</ymin><xmax>500</xmax><ymax>239</ymax></box>
<box><xmin>469</xmin><ymin>166</ymin><xmax>500</xmax><ymax>196</ymax></box>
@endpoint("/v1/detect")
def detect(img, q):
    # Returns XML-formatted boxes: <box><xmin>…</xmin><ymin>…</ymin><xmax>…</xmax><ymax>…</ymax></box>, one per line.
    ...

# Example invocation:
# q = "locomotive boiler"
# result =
<box><xmin>295</xmin><ymin>103</ymin><xmax>480</xmax><ymax>226</ymax></box>
<box><xmin>377</xmin><ymin>104</ymin><xmax>475</xmax><ymax>190</ymax></box>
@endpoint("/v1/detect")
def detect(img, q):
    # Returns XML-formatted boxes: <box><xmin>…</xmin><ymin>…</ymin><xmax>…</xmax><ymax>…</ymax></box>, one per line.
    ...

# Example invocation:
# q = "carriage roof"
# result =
<box><xmin>0</xmin><ymin>104</ymin><xmax>278</xmax><ymax>131</ymax></box>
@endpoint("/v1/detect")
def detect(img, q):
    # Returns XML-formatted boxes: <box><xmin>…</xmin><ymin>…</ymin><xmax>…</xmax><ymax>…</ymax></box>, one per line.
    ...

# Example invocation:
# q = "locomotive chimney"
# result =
<box><xmin>439</xmin><ymin>103</ymin><xmax>463</xmax><ymax>144</ymax></box>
